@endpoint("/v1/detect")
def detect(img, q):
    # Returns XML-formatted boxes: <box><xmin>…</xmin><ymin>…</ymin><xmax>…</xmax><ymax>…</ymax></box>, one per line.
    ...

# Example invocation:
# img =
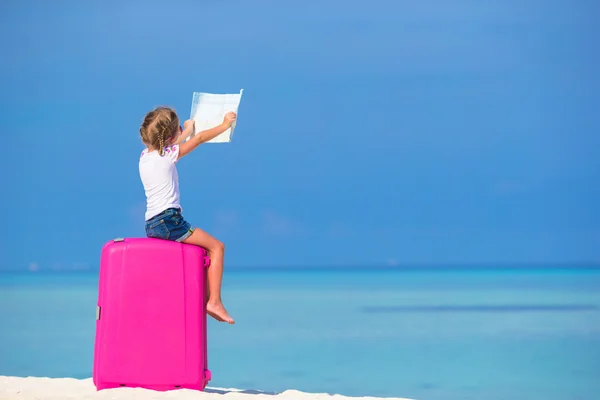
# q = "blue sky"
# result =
<box><xmin>0</xmin><ymin>0</ymin><xmax>598</xmax><ymax>270</ymax></box>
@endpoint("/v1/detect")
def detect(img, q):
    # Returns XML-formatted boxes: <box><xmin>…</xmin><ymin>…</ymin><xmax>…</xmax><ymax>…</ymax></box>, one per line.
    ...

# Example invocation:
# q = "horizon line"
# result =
<box><xmin>1</xmin><ymin>261</ymin><xmax>600</xmax><ymax>274</ymax></box>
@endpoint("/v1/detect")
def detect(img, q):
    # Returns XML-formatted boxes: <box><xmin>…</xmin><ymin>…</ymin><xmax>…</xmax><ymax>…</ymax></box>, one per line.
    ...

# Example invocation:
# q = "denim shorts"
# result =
<box><xmin>145</xmin><ymin>208</ymin><xmax>195</xmax><ymax>242</ymax></box>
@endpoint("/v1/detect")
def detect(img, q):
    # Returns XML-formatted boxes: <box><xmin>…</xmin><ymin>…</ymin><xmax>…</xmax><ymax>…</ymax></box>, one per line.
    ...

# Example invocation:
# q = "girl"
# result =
<box><xmin>138</xmin><ymin>106</ymin><xmax>236</xmax><ymax>325</ymax></box>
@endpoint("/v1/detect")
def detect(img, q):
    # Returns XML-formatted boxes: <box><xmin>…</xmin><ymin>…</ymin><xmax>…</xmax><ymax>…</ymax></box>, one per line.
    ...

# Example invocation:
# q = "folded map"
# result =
<box><xmin>187</xmin><ymin>89</ymin><xmax>244</xmax><ymax>143</ymax></box>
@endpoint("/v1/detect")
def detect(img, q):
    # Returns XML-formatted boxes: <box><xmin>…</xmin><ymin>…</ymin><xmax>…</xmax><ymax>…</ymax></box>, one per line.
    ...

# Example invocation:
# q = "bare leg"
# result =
<box><xmin>205</xmin><ymin>279</ymin><xmax>223</xmax><ymax>322</ymax></box>
<box><xmin>182</xmin><ymin>228</ymin><xmax>234</xmax><ymax>324</ymax></box>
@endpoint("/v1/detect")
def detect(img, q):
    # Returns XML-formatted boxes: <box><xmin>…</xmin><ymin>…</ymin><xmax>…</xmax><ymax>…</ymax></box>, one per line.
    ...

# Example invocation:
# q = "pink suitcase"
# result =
<box><xmin>93</xmin><ymin>237</ymin><xmax>212</xmax><ymax>391</ymax></box>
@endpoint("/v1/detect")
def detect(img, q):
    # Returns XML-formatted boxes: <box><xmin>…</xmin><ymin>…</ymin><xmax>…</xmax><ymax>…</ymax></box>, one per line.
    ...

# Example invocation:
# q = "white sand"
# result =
<box><xmin>0</xmin><ymin>376</ymin><xmax>413</xmax><ymax>400</ymax></box>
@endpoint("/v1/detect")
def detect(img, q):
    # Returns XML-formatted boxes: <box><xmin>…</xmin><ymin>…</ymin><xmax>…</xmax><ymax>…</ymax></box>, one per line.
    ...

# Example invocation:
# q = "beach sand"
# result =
<box><xmin>0</xmin><ymin>376</ymin><xmax>413</xmax><ymax>400</ymax></box>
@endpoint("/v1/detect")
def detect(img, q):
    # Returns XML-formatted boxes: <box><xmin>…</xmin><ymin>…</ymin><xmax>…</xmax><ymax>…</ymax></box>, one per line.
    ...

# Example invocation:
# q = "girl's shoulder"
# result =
<box><xmin>163</xmin><ymin>144</ymin><xmax>179</xmax><ymax>155</ymax></box>
<box><xmin>139</xmin><ymin>145</ymin><xmax>180</xmax><ymax>161</ymax></box>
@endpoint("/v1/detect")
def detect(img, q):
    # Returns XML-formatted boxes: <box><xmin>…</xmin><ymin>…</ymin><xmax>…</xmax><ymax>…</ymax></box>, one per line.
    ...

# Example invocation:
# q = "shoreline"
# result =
<box><xmin>0</xmin><ymin>376</ymin><xmax>414</xmax><ymax>400</ymax></box>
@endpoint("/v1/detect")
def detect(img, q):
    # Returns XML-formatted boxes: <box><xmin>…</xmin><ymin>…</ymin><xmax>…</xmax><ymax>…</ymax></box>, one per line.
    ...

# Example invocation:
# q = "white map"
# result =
<box><xmin>187</xmin><ymin>89</ymin><xmax>244</xmax><ymax>143</ymax></box>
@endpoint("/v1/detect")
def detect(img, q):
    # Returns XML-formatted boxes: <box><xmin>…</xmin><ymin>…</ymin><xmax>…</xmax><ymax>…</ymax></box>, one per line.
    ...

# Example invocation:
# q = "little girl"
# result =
<box><xmin>138</xmin><ymin>106</ymin><xmax>236</xmax><ymax>325</ymax></box>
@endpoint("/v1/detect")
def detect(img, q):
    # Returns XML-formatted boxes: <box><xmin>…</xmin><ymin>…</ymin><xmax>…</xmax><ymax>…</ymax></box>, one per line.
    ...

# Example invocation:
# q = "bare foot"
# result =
<box><xmin>207</xmin><ymin>301</ymin><xmax>235</xmax><ymax>324</ymax></box>
<box><xmin>207</xmin><ymin>309</ymin><xmax>224</xmax><ymax>322</ymax></box>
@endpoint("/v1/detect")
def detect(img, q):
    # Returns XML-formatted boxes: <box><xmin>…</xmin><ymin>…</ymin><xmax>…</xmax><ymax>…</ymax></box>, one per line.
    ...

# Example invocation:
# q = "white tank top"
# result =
<box><xmin>138</xmin><ymin>144</ymin><xmax>182</xmax><ymax>221</ymax></box>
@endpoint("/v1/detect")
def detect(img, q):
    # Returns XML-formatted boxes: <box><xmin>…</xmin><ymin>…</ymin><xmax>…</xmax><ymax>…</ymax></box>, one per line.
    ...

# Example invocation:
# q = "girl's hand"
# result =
<box><xmin>222</xmin><ymin>112</ymin><xmax>237</xmax><ymax>128</ymax></box>
<box><xmin>183</xmin><ymin>119</ymin><xmax>195</xmax><ymax>132</ymax></box>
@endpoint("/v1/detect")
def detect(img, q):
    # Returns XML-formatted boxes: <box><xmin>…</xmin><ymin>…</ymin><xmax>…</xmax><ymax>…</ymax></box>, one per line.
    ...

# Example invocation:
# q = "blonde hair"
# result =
<box><xmin>139</xmin><ymin>106</ymin><xmax>180</xmax><ymax>156</ymax></box>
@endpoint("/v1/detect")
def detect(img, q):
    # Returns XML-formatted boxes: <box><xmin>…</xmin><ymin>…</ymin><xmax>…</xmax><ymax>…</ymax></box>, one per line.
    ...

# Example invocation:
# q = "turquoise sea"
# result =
<box><xmin>1</xmin><ymin>267</ymin><xmax>599</xmax><ymax>400</ymax></box>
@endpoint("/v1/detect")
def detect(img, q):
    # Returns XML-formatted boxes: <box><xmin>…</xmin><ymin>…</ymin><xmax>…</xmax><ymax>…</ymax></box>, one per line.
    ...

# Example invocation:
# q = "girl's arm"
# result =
<box><xmin>178</xmin><ymin>112</ymin><xmax>237</xmax><ymax>159</ymax></box>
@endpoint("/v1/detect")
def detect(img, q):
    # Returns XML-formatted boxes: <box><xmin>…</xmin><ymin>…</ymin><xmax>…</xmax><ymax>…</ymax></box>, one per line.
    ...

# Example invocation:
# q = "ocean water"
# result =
<box><xmin>1</xmin><ymin>267</ymin><xmax>599</xmax><ymax>400</ymax></box>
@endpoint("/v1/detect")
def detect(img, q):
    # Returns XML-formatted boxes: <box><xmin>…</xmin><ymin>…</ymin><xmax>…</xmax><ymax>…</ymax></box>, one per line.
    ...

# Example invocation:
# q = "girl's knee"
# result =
<box><xmin>211</xmin><ymin>239</ymin><xmax>225</xmax><ymax>254</ymax></box>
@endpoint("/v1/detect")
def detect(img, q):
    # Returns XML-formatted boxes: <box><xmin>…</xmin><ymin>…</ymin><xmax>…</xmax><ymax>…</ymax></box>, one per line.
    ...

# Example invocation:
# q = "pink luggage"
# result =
<box><xmin>93</xmin><ymin>237</ymin><xmax>212</xmax><ymax>391</ymax></box>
